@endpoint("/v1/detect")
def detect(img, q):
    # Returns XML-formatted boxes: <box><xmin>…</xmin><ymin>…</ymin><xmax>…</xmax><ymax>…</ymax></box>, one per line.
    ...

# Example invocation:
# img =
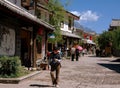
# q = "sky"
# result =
<box><xmin>61</xmin><ymin>0</ymin><xmax>120</xmax><ymax>34</ymax></box>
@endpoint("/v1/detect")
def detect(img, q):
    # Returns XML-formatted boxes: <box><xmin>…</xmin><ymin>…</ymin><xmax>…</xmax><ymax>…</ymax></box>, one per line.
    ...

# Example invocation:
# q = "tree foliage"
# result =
<box><xmin>112</xmin><ymin>27</ymin><xmax>120</xmax><ymax>49</ymax></box>
<box><xmin>46</xmin><ymin>0</ymin><xmax>66</xmax><ymax>43</ymax></box>
<box><xmin>98</xmin><ymin>27</ymin><xmax>120</xmax><ymax>50</ymax></box>
<box><xmin>98</xmin><ymin>31</ymin><xmax>112</xmax><ymax>49</ymax></box>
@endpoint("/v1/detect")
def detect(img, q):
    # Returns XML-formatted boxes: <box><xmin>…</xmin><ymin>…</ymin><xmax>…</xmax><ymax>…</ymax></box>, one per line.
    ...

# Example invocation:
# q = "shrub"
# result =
<box><xmin>0</xmin><ymin>56</ymin><xmax>29</xmax><ymax>78</ymax></box>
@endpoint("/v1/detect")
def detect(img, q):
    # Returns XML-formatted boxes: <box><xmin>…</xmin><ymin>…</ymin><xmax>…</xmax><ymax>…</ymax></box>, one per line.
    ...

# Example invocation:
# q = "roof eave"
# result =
<box><xmin>0</xmin><ymin>0</ymin><xmax>54</xmax><ymax>30</ymax></box>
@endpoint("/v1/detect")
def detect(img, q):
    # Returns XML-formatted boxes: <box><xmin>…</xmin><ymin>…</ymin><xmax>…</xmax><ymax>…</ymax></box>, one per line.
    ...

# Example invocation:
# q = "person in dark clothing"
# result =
<box><xmin>49</xmin><ymin>47</ymin><xmax>61</xmax><ymax>87</ymax></box>
<box><xmin>75</xmin><ymin>48</ymin><xmax>79</xmax><ymax>61</ymax></box>
<box><xmin>96</xmin><ymin>48</ymin><xmax>100</xmax><ymax>57</ymax></box>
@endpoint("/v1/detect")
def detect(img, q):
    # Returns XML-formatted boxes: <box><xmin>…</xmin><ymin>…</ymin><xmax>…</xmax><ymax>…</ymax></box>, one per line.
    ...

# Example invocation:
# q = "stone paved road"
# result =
<box><xmin>0</xmin><ymin>55</ymin><xmax>120</xmax><ymax>88</ymax></box>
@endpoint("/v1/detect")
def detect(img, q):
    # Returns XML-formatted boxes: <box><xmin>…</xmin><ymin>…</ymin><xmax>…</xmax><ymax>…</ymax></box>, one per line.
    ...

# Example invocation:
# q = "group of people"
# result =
<box><xmin>70</xmin><ymin>45</ymin><xmax>80</xmax><ymax>61</ymax></box>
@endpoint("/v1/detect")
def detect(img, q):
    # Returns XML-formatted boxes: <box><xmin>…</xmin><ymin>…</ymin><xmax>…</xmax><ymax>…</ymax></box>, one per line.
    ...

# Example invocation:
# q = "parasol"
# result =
<box><xmin>77</xmin><ymin>46</ymin><xmax>83</xmax><ymax>51</ymax></box>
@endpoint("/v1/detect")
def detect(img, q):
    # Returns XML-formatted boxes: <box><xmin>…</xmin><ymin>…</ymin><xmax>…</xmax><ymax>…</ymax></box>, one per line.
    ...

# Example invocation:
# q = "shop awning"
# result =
<box><xmin>61</xmin><ymin>31</ymin><xmax>81</xmax><ymax>39</ymax></box>
<box><xmin>82</xmin><ymin>39</ymin><xmax>96</xmax><ymax>45</ymax></box>
<box><xmin>0</xmin><ymin>0</ymin><xmax>54</xmax><ymax>30</ymax></box>
<box><xmin>87</xmin><ymin>39</ymin><xmax>95</xmax><ymax>44</ymax></box>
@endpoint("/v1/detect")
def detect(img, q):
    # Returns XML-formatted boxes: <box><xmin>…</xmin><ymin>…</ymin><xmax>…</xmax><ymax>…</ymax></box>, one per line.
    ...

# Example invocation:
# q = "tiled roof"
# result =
<box><xmin>37</xmin><ymin>2</ymin><xmax>79</xmax><ymax>20</ymax></box>
<box><xmin>0</xmin><ymin>0</ymin><xmax>54</xmax><ymax>30</ymax></box>
<box><xmin>110</xmin><ymin>19</ymin><xmax>120</xmax><ymax>26</ymax></box>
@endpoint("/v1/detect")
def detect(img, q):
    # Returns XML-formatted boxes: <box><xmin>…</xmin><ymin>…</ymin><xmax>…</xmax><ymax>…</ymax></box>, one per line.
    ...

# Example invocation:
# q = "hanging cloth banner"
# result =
<box><xmin>38</xmin><ymin>27</ymin><xmax>43</xmax><ymax>35</ymax></box>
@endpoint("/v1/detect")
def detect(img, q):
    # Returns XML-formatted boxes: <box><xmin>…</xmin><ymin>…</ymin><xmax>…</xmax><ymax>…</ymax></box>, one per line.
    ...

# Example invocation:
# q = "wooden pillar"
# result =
<box><xmin>33</xmin><ymin>38</ymin><xmax>37</xmax><ymax>67</ymax></box>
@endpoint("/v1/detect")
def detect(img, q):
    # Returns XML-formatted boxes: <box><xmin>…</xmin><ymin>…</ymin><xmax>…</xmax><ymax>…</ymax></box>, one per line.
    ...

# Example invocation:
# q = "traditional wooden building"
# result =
<box><xmin>0</xmin><ymin>0</ymin><xmax>81</xmax><ymax>68</ymax></box>
<box><xmin>108</xmin><ymin>19</ymin><xmax>120</xmax><ymax>31</ymax></box>
<box><xmin>36</xmin><ymin>0</ymin><xmax>81</xmax><ymax>53</ymax></box>
<box><xmin>60</xmin><ymin>11</ymin><xmax>81</xmax><ymax>55</ymax></box>
<box><xmin>0</xmin><ymin>0</ymin><xmax>54</xmax><ymax>68</ymax></box>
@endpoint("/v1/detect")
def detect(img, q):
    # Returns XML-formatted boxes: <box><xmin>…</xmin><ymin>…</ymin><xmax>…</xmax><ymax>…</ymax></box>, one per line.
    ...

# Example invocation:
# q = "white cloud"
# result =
<box><xmin>71</xmin><ymin>10</ymin><xmax>99</xmax><ymax>22</ymax></box>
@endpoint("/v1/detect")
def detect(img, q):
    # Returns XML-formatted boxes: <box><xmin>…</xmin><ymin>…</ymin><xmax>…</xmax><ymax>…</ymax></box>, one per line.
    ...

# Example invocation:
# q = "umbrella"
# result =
<box><xmin>77</xmin><ymin>46</ymin><xmax>83</xmax><ymax>51</ymax></box>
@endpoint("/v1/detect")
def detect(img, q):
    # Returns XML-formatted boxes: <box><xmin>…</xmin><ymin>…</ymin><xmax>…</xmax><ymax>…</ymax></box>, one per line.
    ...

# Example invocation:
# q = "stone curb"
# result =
<box><xmin>0</xmin><ymin>71</ymin><xmax>41</xmax><ymax>84</ymax></box>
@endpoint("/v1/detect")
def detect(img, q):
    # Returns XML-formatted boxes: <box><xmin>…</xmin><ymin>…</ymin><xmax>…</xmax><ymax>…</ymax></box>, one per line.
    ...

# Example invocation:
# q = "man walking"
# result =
<box><xmin>49</xmin><ymin>47</ymin><xmax>61</xmax><ymax>87</ymax></box>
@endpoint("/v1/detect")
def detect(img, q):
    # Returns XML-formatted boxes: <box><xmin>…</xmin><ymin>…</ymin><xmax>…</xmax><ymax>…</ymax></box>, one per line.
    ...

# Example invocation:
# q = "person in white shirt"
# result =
<box><xmin>70</xmin><ymin>45</ymin><xmax>76</xmax><ymax>61</ymax></box>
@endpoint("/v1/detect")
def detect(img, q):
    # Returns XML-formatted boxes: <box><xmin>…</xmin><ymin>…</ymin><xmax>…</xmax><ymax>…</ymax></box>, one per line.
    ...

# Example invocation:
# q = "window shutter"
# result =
<box><xmin>21</xmin><ymin>0</ymin><xmax>34</xmax><ymax>10</ymax></box>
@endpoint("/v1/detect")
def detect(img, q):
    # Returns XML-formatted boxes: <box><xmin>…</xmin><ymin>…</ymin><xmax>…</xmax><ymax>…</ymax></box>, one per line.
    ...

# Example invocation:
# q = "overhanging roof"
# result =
<box><xmin>37</xmin><ymin>3</ymin><xmax>80</xmax><ymax>20</ymax></box>
<box><xmin>61</xmin><ymin>31</ymin><xmax>81</xmax><ymax>39</ymax></box>
<box><xmin>0</xmin><ymin>0</ymin><xmax>54</xmax><ymax>30</ymax></box>
<box><xmin>66</xmin><ymin>11</ymin><xmax>80</xmax><ymax>20</ymax></box>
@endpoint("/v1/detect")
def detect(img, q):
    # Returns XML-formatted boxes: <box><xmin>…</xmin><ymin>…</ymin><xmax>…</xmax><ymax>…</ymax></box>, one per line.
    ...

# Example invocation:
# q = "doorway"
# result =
<box><xmin>20</xmin><ymin>30</ymin><xmax>31</xmax><ymax>68</ymax></box>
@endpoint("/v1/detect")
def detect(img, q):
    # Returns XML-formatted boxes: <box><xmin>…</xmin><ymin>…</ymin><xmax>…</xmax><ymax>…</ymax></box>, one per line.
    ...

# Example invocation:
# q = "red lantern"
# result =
<box><xmin>84</xmin><ymin>34</ymin><xmax>87</xmax><ymax>38</ymax></box>
<box><xmin>90</xmin><ymin>36</ymin><xmax>92</xmax><ymax>40</ymax></box>
<box><xmin>38</xmin><ymin>27</ymin><xmax>43</xmax><ymax>35</ymax></box>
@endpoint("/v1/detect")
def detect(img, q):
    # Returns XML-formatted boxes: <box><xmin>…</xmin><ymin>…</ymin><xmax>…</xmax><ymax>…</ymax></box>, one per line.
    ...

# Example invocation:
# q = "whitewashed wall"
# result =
<box><xmin>0</xmin><ymin>26</ymin><xmax>15</xmax><ymax>56</ymax></box>
<box><xmin>60</xmin><ymin>22</ymin><xmax>72</xmax><ymax>33</ymax></box>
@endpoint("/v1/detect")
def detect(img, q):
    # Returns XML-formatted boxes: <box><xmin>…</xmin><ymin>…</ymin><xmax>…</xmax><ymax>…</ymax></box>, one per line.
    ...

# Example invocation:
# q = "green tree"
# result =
<box><xmin>112</xmin><ymin>27</ymin><xmax>120</xmax><ymax>50</ymax></box>
<box><xmin>46</xmin><ymin>0</ymin><xmax>66</xmax><ymax>44</ymax></box>
<box><xmin>97</xmin><ymin>27</ymin><xmax>120</xmax><ymax>57</ymax></box>
<box><xmin>98</xmin><ymin>31</ymin><xmax>113</xmax><ymax>49</ymax></box>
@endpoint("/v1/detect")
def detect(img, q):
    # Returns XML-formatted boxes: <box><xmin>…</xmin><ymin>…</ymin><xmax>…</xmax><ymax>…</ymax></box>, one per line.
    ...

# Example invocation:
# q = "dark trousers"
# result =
<box><xmin>50</xmin><ymin>65</ymin><xmax>61</xmax><ymax>85</ymax></box>
<box><xmin>76</xmin><ymin>54</ymin><xmax>79</xmax><ymax>61</ymax></box>
<box><xmin>71</xmin><ymin>54</ymin><xmax>75</xmax><ymax>61</ymax></box>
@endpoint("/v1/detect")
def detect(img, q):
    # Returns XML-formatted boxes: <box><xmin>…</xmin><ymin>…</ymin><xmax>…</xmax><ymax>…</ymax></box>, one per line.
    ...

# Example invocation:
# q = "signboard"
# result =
<box><xmin>48</xmin><ymin>33</ymin><xmax>55</xmax><ymax>39</ymax></box>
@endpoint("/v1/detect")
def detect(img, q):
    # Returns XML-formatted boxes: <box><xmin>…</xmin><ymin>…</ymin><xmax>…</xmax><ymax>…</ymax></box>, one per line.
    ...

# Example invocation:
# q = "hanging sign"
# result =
<box><xmin>48</xmin><ymin>33</ymin><xmax>55</xmax><ymax>39</ymax></box>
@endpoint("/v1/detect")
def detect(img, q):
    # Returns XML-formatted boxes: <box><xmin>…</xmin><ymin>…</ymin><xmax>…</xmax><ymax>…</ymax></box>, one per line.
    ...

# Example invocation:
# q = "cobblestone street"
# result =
<box><xmin>0</xmin><ymin>55</ymin><xmax>120</xmax><ymax>88</ymax></box>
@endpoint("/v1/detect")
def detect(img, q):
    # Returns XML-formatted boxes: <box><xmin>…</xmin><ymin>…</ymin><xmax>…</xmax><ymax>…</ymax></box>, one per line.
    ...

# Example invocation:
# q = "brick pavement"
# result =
<box><xmin>0</xmin><ymin>55</ymin><xmax>120</xmax><ymax>88</ymax></box>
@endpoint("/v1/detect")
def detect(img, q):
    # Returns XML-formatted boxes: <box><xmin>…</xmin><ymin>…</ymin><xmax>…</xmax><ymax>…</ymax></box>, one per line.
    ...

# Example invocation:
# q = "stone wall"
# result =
<box><xmin>0</xmin><ymin>24</ymin><xmax>15</xmax><ymax>56</ymax></box>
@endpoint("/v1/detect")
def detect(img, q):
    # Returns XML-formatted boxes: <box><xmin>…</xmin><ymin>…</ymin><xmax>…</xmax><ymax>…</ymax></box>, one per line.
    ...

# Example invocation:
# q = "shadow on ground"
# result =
<box><xmin>98</xmin><ymin>63</ymin><xmax>120</xmax><ymax>73</ymax></box>
<box><xmin>87</xmin><ymin>55</ymin><xmax>108</xmax><ymax>58</ymax></box>
<box><xmin>87</xmin><ymin>55</ymin><xmax>96</xmax><ymax>58</ymax></box>
<box><xmin>30</xmin><ymin>84</ymin><xmax>54</xmax><ymax>87</ymax></box>
<box><xmin>111</xmin><ymin>58</ymin><xmax>120</xmax><ymax>62</ymax></box>
<box><xmin>98</xmin><ymin>59</ymin><xmax>111</xmax><ymax>61</ymax></box>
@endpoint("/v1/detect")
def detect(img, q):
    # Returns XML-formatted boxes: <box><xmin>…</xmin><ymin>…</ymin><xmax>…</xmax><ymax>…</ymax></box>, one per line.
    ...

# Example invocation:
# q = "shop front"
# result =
<box><xmin>0</xmin><ymin>0</ymin><xmax>54</xmax><ymax>68</ymax></box>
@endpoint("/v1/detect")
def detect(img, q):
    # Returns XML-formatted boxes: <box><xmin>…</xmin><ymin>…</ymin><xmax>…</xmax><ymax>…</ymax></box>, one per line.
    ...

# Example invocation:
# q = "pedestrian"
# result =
<box><xmin>70</xmin><ymin>45</ymin><xmax>76</xmax><ymax>61</ymax></box>
<box><xmin>96</xmin><ymin>47</ymin><xmax>100</xmax><ymax>57</ymax></box>
<box><xmin>49</xmin><ymin>47</ymin><xmax>61</xmax><ymax>87</ymax></box>
<box><xmin>82</xmin><ymin>48</ymin><xmax>87</xmax><ymax>56</ymax></box>
<box><xmin>46</xmin><ymin>50</ymin><xmax>51</xmax><ymax>70</ymax></box>
<box><xmin>75</xmin><ymin>48</ymin><xmax>79</xmax><ymax>61</ymax></box>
